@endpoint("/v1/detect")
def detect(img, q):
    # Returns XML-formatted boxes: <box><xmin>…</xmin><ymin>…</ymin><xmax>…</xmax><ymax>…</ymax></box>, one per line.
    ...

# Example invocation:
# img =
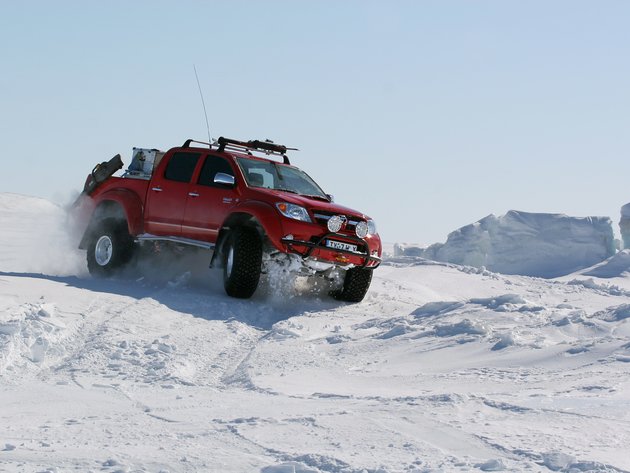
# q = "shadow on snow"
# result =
<box><xmin>0</xmin><ymin>249</ymin><xmax>343</xmax><ymax>331</ymax></box>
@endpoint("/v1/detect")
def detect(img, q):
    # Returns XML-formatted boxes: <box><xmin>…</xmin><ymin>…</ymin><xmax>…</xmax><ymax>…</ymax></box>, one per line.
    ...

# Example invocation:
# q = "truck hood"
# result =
<box><xmin>247</xmin><ymin>188</ymin><xmax>372</xmax><ymax>220</ymax></box>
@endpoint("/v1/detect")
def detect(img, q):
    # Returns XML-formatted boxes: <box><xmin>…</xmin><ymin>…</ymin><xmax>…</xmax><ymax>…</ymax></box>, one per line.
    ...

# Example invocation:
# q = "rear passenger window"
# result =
<box><xmin>198</xmin><ymin>155</ymin><xmax>234</xmax><ymax>187</ymax></box>
<box><xmin>164</xmin><ymin>152</ymin><xmax>200</xmax><ymax>183</ymax></box>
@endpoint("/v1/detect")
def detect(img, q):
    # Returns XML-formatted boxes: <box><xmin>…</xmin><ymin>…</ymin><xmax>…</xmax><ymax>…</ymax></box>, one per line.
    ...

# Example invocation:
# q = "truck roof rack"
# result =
<box><xmin>182</xmin><ymin>137</ymin><xmax>296</xmax><ymax>164</ymax></box>
<box><xmin>217</xmin><ymin>137</ymin><xmax>297</xmax><ymax>165</ymax></box>
<box><xmin>182</xmin><ymin>139</ymin><xmax>213</xmax><ymax>148</ymax></box>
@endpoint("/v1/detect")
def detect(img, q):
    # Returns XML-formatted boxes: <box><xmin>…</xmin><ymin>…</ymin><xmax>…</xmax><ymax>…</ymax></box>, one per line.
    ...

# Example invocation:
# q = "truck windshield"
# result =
<box><xmin>236</xmin><ymin>157</ymin><xmax>329</xmax><ymax>200</ymax></box>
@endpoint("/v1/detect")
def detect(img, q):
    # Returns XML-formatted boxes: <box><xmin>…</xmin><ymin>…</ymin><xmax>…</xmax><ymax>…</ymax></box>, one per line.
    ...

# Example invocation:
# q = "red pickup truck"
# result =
<box><xmin>73</xmin><ymin>137</ymin><xmax>382</xmax><ymax>302</ymax></box>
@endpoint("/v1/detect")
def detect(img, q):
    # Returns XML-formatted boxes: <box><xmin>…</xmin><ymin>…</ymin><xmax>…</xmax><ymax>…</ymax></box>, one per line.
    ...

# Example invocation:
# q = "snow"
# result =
<box><xmin>577</xmin><ymin>250</ymin><xmax>630</xmax><ymax>279</ymax></box>
<box><xmin>395</xmin><ymin>210</ymin><xmax>615</xmax><ymax>278</ymax></box>
<box><xmin>0</xmin><ymin>193</ymin><xmax>85</xmax><ymax>277</ymax></box>
<box><xmin>1</xmin><ymin>193</ymin><xmax>630</xmax><ymax>472</ymax></box>
<box><xmin>620</xmin><ymin>203</ymin><xmax>630</xmax><ymax>250</ymax></box>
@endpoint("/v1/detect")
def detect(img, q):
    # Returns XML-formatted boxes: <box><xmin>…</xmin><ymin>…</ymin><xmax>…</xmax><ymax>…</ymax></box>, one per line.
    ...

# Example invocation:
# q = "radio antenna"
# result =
<box><xmin>193</xmin><ymin>64</ymin><xmax>213</xmax><ymax>145</ymax></box>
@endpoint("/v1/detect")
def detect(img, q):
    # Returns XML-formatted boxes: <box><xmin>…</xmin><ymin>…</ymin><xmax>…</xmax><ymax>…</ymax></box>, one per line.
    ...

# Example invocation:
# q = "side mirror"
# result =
<box><xmin>214</xmin><ymin>172</ymin><xmax>235</xmax><ymax>187</ymax></box>
<box><xmin>326</xmin><ymin>194</ymin><xmax>335</xmax><ymax>202</ymax></box>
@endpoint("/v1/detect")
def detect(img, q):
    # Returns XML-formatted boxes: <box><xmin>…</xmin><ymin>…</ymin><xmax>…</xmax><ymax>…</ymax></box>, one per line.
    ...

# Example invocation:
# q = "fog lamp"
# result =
<box><xmin>327</xmin><ymin>215</ymin><xmax>344</xmax><ymax>233</ymax></box>
<box><xmin>355</xmin><ymin>221</ymin><xmax>369</xmax><ymax>239</ymax></box>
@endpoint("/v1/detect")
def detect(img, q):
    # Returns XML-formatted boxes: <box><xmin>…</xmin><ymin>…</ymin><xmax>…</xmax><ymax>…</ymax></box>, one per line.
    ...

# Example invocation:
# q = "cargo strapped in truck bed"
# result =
<box><xmin>82</xmin><ymin>154</ymin><xmax>123</xmax><ymax>195</ymax></box>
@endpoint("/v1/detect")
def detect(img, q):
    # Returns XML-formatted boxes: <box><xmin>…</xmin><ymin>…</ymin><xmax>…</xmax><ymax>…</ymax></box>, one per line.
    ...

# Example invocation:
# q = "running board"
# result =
<box><xmin>136</xmin><ymin>234</ymin><xmax>216</xmax><ymax>250</ymax></box>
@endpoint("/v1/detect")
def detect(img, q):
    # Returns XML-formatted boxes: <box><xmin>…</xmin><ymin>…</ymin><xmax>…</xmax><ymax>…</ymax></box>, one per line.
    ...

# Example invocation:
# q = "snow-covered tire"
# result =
<box><xmin>86</xmin><ymin>218</ymin><xmax>135</xmax><ymax>277</ymax></box>
<box><xmin>333</xmin><ymin>267</ymin><xmax>373</xmax><ymax>303</ymax></box>
<box><xmin>223</xmin><ymin>227</ymin><xmax>263</xmax><ymax>299</ymax></box>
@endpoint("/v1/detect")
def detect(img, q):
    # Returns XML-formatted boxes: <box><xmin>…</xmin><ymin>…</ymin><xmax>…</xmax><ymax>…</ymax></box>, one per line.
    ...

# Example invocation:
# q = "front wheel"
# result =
<box><xmin>223</xmin><ymin>227</ymin><xmax>263</xmax><ymax>298</ymax></box>
<box><xmin>332</xmin><ymin>267</ymin><xmax>373</xmax><ymax>302</ymax></box>
<box><xmin>86</xmin><ymin>218</ymin><xmax>135</xmax><ymax>276</ymax></box>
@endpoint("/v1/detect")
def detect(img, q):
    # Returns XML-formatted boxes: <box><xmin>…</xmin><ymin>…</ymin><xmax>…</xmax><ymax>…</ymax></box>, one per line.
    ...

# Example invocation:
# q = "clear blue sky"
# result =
<box><xmin>1</xmin><ymin>1</ymin><xmax>629</xmax><ymax>244</ymax></box>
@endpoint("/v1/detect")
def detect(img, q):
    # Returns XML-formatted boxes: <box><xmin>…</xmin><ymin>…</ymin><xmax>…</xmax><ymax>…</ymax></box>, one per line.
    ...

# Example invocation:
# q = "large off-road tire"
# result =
<box><xmin>223</xmin><ymin>227</ymin><xmax>263</xmax><ymax>299</ymax></box>
<box><xmin>86</xmin><ymin>218</ymin><xmax>135</xmax><ymax>277</ymax></box>
<box><xmin>333</xmin><ymin>267</ymin><xmax>373</xmax><ymax>303</ymax></box>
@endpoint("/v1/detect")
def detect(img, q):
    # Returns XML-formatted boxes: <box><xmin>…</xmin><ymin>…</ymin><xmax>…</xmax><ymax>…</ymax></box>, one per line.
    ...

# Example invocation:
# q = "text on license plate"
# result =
<box><xmin>326</xmin><ymin>240</ymin><xmax>358</xmax><ymax>252</ymax></box>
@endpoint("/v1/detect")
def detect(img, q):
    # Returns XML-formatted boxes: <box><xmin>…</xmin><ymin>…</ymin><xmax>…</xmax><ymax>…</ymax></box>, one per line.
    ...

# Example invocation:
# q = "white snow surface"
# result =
<box><xmin>395</xmin><ymin>210</ymin><xmax>615</xmax><ymax>278</ymax></box>
<box><xmin>620</xmin><ymin>203</ymin><xmax>630</xmax><ymax>250</ymax></box>
<box><xmin>1</xmin><ymin>193</ymin><xmax>630</xmax><ymax>472</ymax></box>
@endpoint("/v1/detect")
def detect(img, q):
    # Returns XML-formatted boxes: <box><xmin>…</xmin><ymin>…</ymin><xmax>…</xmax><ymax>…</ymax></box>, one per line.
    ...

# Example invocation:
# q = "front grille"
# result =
<box><xmin>312</xmin><ymin>210</ymin><xmax>361</xmax><ymax>235</ymax></box>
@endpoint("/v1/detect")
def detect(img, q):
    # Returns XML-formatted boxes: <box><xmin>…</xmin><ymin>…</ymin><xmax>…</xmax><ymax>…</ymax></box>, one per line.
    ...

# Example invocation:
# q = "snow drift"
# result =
<box><xmin>579</xmin><ymin>249</ymin><xmax>630</xmax><ymax>279</ymax></box>
<box><xmin>395</xmin><ymin>210</ymin><xmax>615</xmax><ymax>278</ymax></box>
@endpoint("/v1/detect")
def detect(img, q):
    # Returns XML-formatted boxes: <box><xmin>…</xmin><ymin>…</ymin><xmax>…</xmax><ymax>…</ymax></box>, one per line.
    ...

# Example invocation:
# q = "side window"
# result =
<box><xmin>164</xmin><ymin>152</ymin><xmax>201</xmax><ymax>183</ymax></box>
<box><xmin>198</xmin><ymin>155</ymin><xmax>234</xmax><ymax>187</ymax></box>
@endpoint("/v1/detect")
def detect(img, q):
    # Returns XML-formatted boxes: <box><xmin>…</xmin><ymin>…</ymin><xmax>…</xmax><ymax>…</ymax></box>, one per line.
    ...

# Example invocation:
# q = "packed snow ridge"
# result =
<box><xmin>395</xmin><ymin>210</ymin><xmax>616</xmax><ymax>278</ymax></box>
<box><xmin>2</xmin><ymin>193</ymin><xmax>630</xmax><ymax>472</ymax></box>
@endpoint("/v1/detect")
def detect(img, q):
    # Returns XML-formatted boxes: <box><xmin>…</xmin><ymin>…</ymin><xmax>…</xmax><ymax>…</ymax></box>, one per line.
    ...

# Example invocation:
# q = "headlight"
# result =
<box><xmin>276</xmin><ymin>202</ymin><xmax>311</xmax><ymax>222</ymax></box>
<box><xmin>356</xmin><ymin>219</ymin><xmax>377</xmax><ymax>239</ymax></box>
<box><xmin>367</xmin><ymin>219</ymin><xmax>377</xmax><ymax>235</ymax></box>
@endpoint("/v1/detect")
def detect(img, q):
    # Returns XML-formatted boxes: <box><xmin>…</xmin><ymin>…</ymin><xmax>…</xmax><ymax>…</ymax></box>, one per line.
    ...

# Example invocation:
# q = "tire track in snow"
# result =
<box><xmin>50</xmin><ymin>291</ymin><xmax>158</xmax><ymax>387</ymax></box>
<box><xmin>220</xmin><ymin>327</ymin><xmax>280</xmax><ymax>395</ymax></box>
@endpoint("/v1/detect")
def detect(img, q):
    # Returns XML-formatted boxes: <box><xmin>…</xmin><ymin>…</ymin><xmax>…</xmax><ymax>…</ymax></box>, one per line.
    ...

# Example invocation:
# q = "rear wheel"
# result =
<box><xmin>86</xmin><ymin>218</ymin><xmax>135</xmax><ymax>276</ymax></box>
<box><xmin>223</xmin><ymin>227</ymin><xmax>263</xmax><ymax>298</ymax></box>
<box><xmin>333</xmin><ymin>267</ymin><xmax>373</xmax><ymax>302</ymax></box>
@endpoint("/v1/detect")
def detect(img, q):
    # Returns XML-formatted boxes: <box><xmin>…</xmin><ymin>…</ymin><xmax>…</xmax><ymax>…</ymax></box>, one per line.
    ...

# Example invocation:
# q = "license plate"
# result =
<box><xmin>326</xmin><ymin>240</ymin><xmax>358</xmax><ymax>252</ymax></box>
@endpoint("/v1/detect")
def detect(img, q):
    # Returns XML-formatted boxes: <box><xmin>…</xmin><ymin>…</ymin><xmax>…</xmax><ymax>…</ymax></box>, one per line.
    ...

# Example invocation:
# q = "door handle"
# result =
<box><xmin>151</xmin><ymin>187</ymin><xmax>163</xmax><ymax>192</ymax></box>
<box><xmin>188</xmin><ymin>192</ymin><xmax>200</xmax><ymax>197</ymax></box>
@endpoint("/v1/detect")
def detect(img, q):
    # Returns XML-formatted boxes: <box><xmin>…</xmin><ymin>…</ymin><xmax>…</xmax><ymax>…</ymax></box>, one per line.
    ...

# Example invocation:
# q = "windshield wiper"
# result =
<box><xmin>301</xmin><ymin>194</ymin><xmax>330</xmax><ymax>202</ymax></box>
<box><xmin>276</xmin><ymin>187</ymin><xmax>299</xmax><ymax>195</ymax></box>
